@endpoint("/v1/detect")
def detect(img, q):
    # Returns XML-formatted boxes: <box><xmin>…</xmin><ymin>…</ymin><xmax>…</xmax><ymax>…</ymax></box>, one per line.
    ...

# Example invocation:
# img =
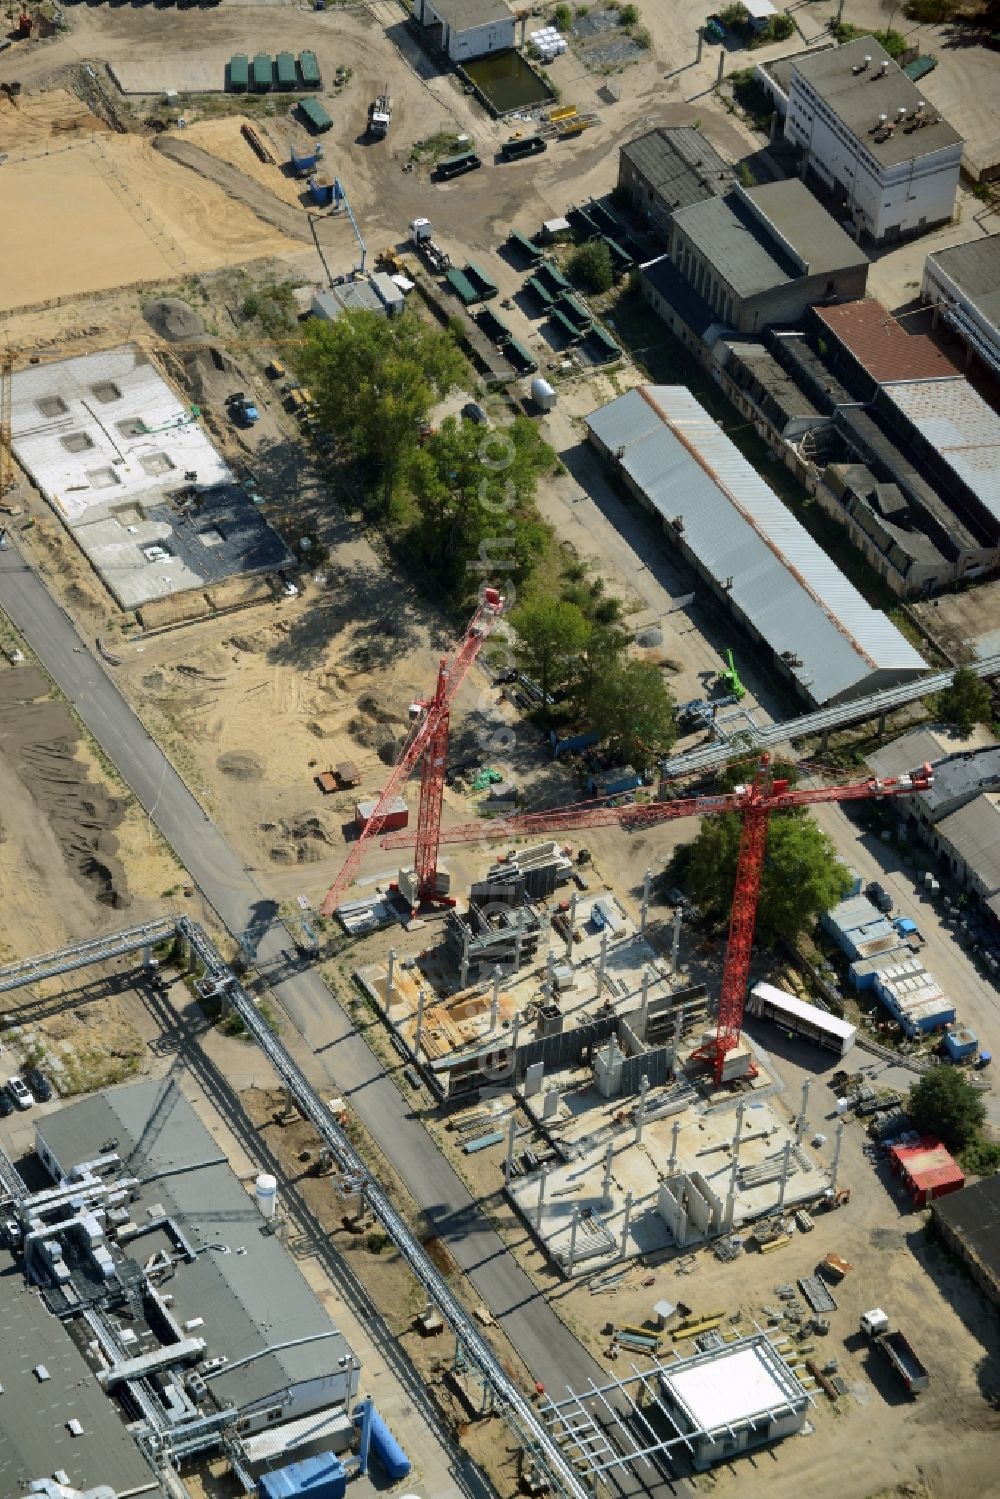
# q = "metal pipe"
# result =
<box><xmin>830</xmin><ymin>1121</ymin><xmax>845</xmax><ymax>1192</ymax></box>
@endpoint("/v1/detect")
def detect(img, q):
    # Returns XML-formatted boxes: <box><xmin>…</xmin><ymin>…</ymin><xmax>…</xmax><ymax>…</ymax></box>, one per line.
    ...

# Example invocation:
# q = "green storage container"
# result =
<box><xmin>252</xmin><ymin>53</ymin><xmax>272</xmax><ymax>92</ymax></box>
<box><xmin>506</xmin><ymin>337</ymin><xmax>538</xmax><ymax>374</ymax></box>
<box><xmin>299</xmin><ymin>97</ymin><xmax>333</xmax><ymax>133</ymax></box>
<box><xmin>444</xmin><ymin>268</ymin><xmax>479</xmax><ymax>306</ymax></box>
<box><xmin>525</xmin><ymin>275</ymin><xmax>555</xmax><ymax>308</ymax></box>
<box><xmin>298</xmin><ymin>50</ymin><xmax>322</xmax><ymax>87</ymax></box>
<box><xmin>229</xmin><ymin>54</ymin><xmax>249</xmax><ymax>92</ymax></box>
<box><xmin>275</xmin><ymin>51</ymin><xmax>297</xmax><ymax>89</ymax></box>
<box><xmin>550</xmin><ymin>307</ymin><xmax>583</xmax><ymax>343</ymax></box>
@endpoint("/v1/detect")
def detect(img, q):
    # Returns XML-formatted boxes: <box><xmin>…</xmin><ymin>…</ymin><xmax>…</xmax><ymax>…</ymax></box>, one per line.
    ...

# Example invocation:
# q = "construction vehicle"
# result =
<box><xmin>860</xmin><ymin>1309</ymin><xmax>929</xmax><ymax>1394</ymax></box>
<box><xmin>717</xmin><ymin>648</ymin><xmax>745</xmax><ymax>701</ymax></box>
<box><xmin>368</xmin><ymin>88</ymin><xmax>392</xmax><ymax>139</ymax></box>
<box><xmin>226</xmin><ymin>392</ymin><xmax>260</xmax><ymax>428</ymax></box>
<box><xmin>409</xmin><ymin>217</ymin><xmax>451</xmax><ymax>273</ymax></box>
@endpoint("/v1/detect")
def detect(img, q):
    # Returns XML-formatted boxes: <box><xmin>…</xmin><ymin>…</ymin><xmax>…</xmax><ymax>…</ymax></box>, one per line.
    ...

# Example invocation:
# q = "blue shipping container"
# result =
<box><xmin>258</xmin><ymin>1454</ymin><xmax>346</xmax><ymax>1499</ymax></box>
<box><xmin>549</xmin><ymin>729</ymin><xmax>600</xmax><ymax>759</ymax></box>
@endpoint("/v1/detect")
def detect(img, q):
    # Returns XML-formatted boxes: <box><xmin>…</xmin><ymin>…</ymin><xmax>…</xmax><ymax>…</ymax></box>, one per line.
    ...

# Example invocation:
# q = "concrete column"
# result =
<box><xmin>672</xmin><ymin>1004</ymin><xmax>683</xmax><ymax>1060</ymax></box>
<box><xmin>734</xmin><ymin>1100</ymin><xmax>745</xmax><ymax>1149</ymax></box>
<box><xmin>513</xmin><ymin>919</ymin><xmax>524</xmax><ymax>973</ymax></box>
<box><xmin>696</xmin><ymin>25</ymin><xmax>704</xmax><ymax>63</ymax></box>
<box><xmin>639</xmin><ymin>967</ymin><xmax>651</xmax><ymax>1040</ymax></box>
<box><xmin>820</xmin><ymin>727</ymin><xmax>829</xmax><ymax>756</ymax></box>
<box><xmin>635</xmin><ymin>1074</ymin><xmax>649</xmax><ymax>1146</ymax></box>
<box><xmin>505</xmin><ymin>1112</ymin><xmax>518</xmax><ymax>1186</ymax></box>
<box><xmin>491</xmin><ymin>966</ymin><xmax>501</xmax><ymax>1032</ymax></box>
<box><xmin>640</xmin><ymin>869</ymin><xmax>652</xmax><ymax>937</ymax></box>
<box><xmin>877</xmin><ymin>710</ymin><xmax>887</xmax><ymax>738</ymax></box>
<box><xmin>566</xmin><ymin>892</ymin><xmax>578</xmax><ymax>960</ymax></box>
<box><xmin>669</xmin><ymin>1119</ymin><xmax>681</xmax><ymax>1175</ymax></box>
<box><xmin>597</xmin><ymin>928</ymin><xmax>609</xmax><ymax>993</ymax></box>
<box><xmin>776</xmin><ymin>1140</ymin><xmax>792</xmax><ymax>1212</ymax></box>
<box><xmin>535</xmin><ymin>1166</ymin><xmax>548</xmax><ymax>1231</ymax></box>
<box><xmin>620</xmin><ymin>1191</ymin><xmax>633</xmax><ymax>1257</ymax></box>
<box><xmin>415</xmin><ymin>986</ymin><xmax>427</xmax><ymax>1060</ymax></box>
<box><xmin>830</xmin><ymin>1121</ymin><xmax>845</xmax><ymax>1192</ymax></box>
<box><xmin>511</xmin><ymin>1009</ymin><xmax>521</xmax><ymax>1066</ymax></box>
<box><xmin>795</xmin><ymin>1080</ymin><xmax>811</xmax><ymax>1144</ymax></box>
<box><xmin>459</xmin><ymin>948</ymin><xmax>469</xmax><ymax>991</ymax></box>
<box><xmin>142</xmin><ymin>942</ymin><xmax>153</xmax><ymax>969</ymax></box>
<box><xmin>671</xmin><ymin>906</ymin><xmax>682</xmax><ymax>973</ymax></box>
<box><xmin>602</xmin><ymin>1142</ymin><xmax>614</xmax><ymax>1206</ymax></box>
<box><xmin>547</xmin><ymin>947</ymin><xmax>556</xmax><ymax>988</ymax></box>
<box><xmin>567</xmin><ymin>1206</ymin><xmax>581</xmax><ymax>1277</ymax></box>
<box><xmin>386</xmin><ymin>947</ymin><xmax>396</xmax><ymax>1007</ymax></box>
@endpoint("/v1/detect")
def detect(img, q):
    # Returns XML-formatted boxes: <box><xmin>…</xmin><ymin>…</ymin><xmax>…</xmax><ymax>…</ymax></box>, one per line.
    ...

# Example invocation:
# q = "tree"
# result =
<box><xmin>568</xmin><ymin>240</ymin><xmax>614</xmax><ymax>295</ymax></box>
<box><xmin>298</xmin><ymin>309</ymin><xmax>465</xmax><ymax>511</ymax></box>
<box><xmin>513</xmin><ymin>598</ymin><xmax>591</xmax><ymax>717</ymax></box>
<box><xmin>553</xmin><ymin>1</ymin><xmax>573</xmax><ymax>29</ymax></box>
<box><xmin>937</xmin><ymin>666</ymin><xmax>992</xmax><ymax>735</ymax></box>
<box><xmin>908</xmin><ymin>1068</ymin><xmax>986</xmax><ymax>1152</ymax></box>
<box><xmin>408</xmin><ymin>414</ymin><xmax>554</xmax><ymax>596</ymax></box>
<box><xmin>686</xmin><ymin>811</ymin><xmax>852</xmax><ymax>946</ymax></box>
<box><xmin>572</xmin><ymin>619</ymin><xmax>630</xmax><ymax>713</ymax></box>
<box><xmin>587</xmin><ymin>658</ymin><xmax>677</xmax><ymax>767</ymax></box>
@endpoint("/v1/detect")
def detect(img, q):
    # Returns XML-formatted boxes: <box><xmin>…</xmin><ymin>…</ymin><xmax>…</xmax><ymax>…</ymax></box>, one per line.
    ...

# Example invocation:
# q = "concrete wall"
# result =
<box><xmin>785</xmin><ymin>74</ymin><xmax>961</xmax><ymax>241</ymax></box>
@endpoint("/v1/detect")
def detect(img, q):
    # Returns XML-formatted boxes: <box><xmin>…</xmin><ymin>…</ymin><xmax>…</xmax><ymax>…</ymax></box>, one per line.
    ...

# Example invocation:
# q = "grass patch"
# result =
<box><xmin>409</xmin><ymin>130</ymin><xmax>465</xmax><ymax>163</ymax></box>
<box><xmin>832</xmin><ymin>22</ymin><xmax>908</xmax><ymax>57</ymax></box>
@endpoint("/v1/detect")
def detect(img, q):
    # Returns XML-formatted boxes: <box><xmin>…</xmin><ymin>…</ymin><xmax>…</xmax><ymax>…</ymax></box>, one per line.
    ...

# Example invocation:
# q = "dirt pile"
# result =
<box><xmin>0</xmin><ymin>666</ymin><xmax>130</xmax><ymax>908</ymax></box>
<box><xmin>217</xmin><ymin>751</ymin><xmax>264</xmax><ymax>780</ymax></box>
<box><xmin>143</xmin><ymin>297</ymin><xmax>206</xmax><ymax>343</ymax></box>
<box><xmin>261</xmin><ymin>812</ymin><xmax>335</xmax><ymax>864</ymax></box>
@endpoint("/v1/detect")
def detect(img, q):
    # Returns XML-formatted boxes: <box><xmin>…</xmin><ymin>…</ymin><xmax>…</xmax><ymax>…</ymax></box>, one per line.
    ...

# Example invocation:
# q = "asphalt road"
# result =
<box><xmin>0</xmin><ymin>546</ymin><xmax>674</xmax><ymax>1498</ymax></box>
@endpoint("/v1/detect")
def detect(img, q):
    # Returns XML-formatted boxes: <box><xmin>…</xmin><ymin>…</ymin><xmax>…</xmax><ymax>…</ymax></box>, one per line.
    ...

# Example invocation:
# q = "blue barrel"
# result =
<box><xmin>368</xmin><ymin>1407</ymin><xmax>410</xmax><ymax>1481</ymax></box>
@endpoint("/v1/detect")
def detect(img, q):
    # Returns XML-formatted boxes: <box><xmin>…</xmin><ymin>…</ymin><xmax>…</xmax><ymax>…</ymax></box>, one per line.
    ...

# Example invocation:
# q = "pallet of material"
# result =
<box><xmin>671</xmin><ymin>1312</ymin><xmax>725</xmax><ymax>1341</ymax></box>
<box><xmin>799</xmin><ymin>1275</ymin><xmax>838</xmax><ymax>1313</ymax></box>
<box><xmin>760</xmin><ymin>1234</ymin><xmax>792</xmax><ymax>1254</ymax></box>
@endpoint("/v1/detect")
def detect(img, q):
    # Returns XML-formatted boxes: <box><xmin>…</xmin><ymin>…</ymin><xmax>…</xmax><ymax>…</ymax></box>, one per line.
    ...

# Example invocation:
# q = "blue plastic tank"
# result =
<box><xmin>368</xmin><ymin>1407</ymin><xmax>411</xmax><ymax>1481</ymax></box>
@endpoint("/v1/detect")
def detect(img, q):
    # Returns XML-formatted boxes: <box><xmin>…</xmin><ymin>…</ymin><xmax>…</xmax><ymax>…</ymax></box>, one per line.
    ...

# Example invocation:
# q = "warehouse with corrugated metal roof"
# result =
<box><xmin>586</xmin><ymin>385</ymin><xmax>926</xmax><ymax>706</ymax></box>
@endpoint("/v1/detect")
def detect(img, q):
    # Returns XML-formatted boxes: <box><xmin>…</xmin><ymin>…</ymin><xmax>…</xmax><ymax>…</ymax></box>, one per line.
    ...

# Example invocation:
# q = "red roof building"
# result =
<box><xmin>889</xmin><ymin>1137</ymin><xmax>965</xmax><ymax>1207</ymax></box>
<box><xmin>812</xmin><ymin>300</ymin><xmax>962</xmax><ymax>386</ymax></box>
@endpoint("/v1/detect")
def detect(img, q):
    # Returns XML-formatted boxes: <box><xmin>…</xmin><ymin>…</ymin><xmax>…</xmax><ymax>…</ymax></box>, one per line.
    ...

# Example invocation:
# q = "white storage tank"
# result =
<box><xmin>530</xmin><ymin>376</ymin><xmax>556</xmax><ymax>411</ymax></box>
<box><xmin>254</xmin><ymin>1172</ymin><xmax>278</xmax><ymax>1219</ymax></box>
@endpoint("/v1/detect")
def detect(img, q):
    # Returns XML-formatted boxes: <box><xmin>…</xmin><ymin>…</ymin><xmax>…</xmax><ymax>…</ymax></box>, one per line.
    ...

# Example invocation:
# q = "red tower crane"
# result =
<box><xmin>319</xmin><ymin>588</ymin><xmax>505</xmax><ymax>918</ymax></box>
<box><xmin>381</xmin><ymin>755</ymin><xmax>934</xmax><ymax>1083</ymax></box>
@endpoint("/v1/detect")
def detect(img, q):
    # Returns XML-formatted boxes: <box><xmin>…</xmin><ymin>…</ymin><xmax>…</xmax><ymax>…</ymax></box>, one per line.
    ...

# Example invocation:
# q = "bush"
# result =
<box><xmin>959</xmin><ymin>1137</ymin><xmax>1000</xmax><ymax>1177</ymax></box>
<box><xmin>768</xmin><ymin>13</ymin><xmax>794</xmax><ymax>39</ymax></box>
<box><xmin>619</xmin><ymin>1</ymin><xmax>640</xmax><ymax>23</ymax></box>
<box><xmin>904</xmin><ymin>0</ymin><xmax>954</xmax><ymax>19</ymax></box>
<box><xmin>553</xmin><ymin>1</ymin><xmax>572</xmax><ymax>28</ymax></box>
<box><xmin>568</xmin><ymin>239</ymin><xmax>614</xmax><ymax>294</ymax></box>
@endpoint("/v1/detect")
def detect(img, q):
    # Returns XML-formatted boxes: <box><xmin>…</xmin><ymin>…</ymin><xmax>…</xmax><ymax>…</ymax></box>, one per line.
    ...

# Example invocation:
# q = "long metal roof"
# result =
<box><xmin>586</xmin><ymin>386</ymin><xmax>925</xmax><ymax>704</ymax></box>
<box><xmin>37</xmin><ymin>1080</ymin><xmax>353</xmax><ymax>1415</ymax></box>
<box><xmin>881</xmin><ymin>377</ymin><xmax>1000</xmax><ymax>525</ymax></box>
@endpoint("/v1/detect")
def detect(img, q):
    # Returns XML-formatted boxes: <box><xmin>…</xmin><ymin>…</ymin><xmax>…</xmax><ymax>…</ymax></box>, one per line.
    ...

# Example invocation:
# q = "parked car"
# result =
<box><xmin>0</xmin><ymin>1087</ymin><xmax>14</xmax><ymax>1118</ymax></box>
<box><xmin>866</xmin><ymin>881</ymin><xmax>893</xmax><ymax>914</ymax></box>
<box><xmin>24</xmin><ymin>1067</ymin><xmax>52</xmax><ymax>1103</ymax></box>
<box><xmin>6</xmin><ymin>1076</ymin><xmax>33</xmax><ymax>1110</ymax></box>
<box><xmin>461</xmin><ymin>401</ymin><xmax>488</xmax><ymax>425</ymax></box>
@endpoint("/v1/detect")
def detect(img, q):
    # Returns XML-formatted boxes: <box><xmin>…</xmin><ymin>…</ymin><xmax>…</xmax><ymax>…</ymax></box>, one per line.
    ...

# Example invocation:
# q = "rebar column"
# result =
<box><xmin>386</xmin><ymin>947</ymin><xmax>396</xmax><ymax>1008</ymax></box>
<box><xmin>776</xmin><ymin>1139</ymin><xmax>792</xmax><ymax>1212</ymax></box>
<box><xmin>505</xmin><ymin>1112</ymin><xmax>518</xmax><ymax>1186</ymax></box>
<box><xmin>635</xmin><ymin>1074</ymin><xmax>649</xmax><ymax>1145</ymax></box>
<box><xmin>639</xmin><ymin>967</ymin><xmax>651</xmax><ymax>1040</ymax></box>
<box><xmin>459</xmin><ymin>931</ymin><xmax>470</xmax><ymax>991</ymax></box>
<box><xmin>566</xmin><ymin>892</ymin><xmax>578</xmax><ymax>960</ymax></box>
<box><xmin>640</xmin><ymin>869</ymin><xmax>652</xmax><ymax>937</ymax></box>
<box><xmin>620</xmin><ymin>1190</ymin><xmax>633</xmax><ymax>1257</ymax></box>
<box><xmin>669</xmin><ymin>1119</ymin><xmax>680</xmax><ymax>1175</ymax></box>
<box><xmin>830</xmin><ymin>1121</ymin><xmax>845</xmax><ymax>1192</ymax></box>
<box><xmin>671</xmin><ymin>906</ymin><xmax>682</xmax><ymax>973</ymax></box>
<box><xmin>415</xmin><ymin>986</ymin><xmax>427</xmax><ymax>1061</ymax></box>
<box><xmin>491</xmin><ymin>966</ymin><xmax>501</xmax><ymax>1032</ymax></box>
<box><xmin>567</xmin><ymin>1205</ymin><xmax>581</xmax><ymax>1277</ymax></box>
<box><xmin>601</xmin><ymin>1142</ymin><xmax>614</xmax><ymax>1206</ymax></box>
<box><xmin>535</xmin><ymin>1165</ymin><xmax>548</xmax><ymax>1231</ymax></box>
<box><xmin>795</xmin><ymin>1079</ymin><xmax>811</xmax><ymax>1144</ymax></box>
<box><xmin>597</xmin><ymin>928</ymin><xmax>609</xmax><ymax>993</ymax></box>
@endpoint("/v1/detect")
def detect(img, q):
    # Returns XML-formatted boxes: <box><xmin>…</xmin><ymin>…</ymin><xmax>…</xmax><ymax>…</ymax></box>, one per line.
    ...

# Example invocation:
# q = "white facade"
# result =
<box><xmin>785</xmin><ymin>47</ymin><xmax>962</xmax><ymax>242</ymax></box>
<box><xmin>922</xmin><ymin>251</ymin><xmax>1000</xmax><ymax>377</ymax></box>
<box><xmin>416</xmin><ymin>0</ymin><xmax>515</xmax><ymax>61</ymax></box>
<box><xmin>659</xmin><ymin>1338</ymin><xmax>810</xmax><ymax>1470</ymax></box>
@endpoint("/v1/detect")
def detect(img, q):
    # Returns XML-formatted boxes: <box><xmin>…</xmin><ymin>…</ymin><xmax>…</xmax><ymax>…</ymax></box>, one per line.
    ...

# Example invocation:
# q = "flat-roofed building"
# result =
<box><xmin>414</xmin><ymin>0</ymin><xmax>515</xmax><ymax>61</ymax></box>
<box><xmin>922</xmin><ymin>232</ymin><xmax>1000</xmax><ymax>378</ymax></box>
<box><xmin>658</xmin><ymin>1336</ymin><xmax>811</xmax><ymax>1469</ymax></box>
<box><xmin>784</xmin><ymin>38</ymin><xmax>962</xmax><ymax>242</ymax></box>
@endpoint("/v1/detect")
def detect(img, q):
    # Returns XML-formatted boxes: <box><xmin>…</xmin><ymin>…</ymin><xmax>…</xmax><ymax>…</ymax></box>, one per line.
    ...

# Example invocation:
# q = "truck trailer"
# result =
<box><xmin>860</xmin><ymin>1309</ymin><xmax>929</xmax><ymax>1395</ymax></box>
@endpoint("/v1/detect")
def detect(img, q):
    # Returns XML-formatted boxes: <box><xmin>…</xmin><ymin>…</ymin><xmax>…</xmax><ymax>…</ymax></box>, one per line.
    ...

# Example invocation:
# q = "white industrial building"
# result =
<box><xmin>922</xmin><ymin>233</ymin><xmax>1000</xmax><ymax>378</ymax></box>
<box><xmin>784</xmin><ymin>38</ymin><xmax>962</xmax><ymax>243</ymax></box>
<box><xmin>414</xmin><ymin>0</ymin><xmax>515</xmax><ymax>62</ymax></box>
<box><xmin>586</xmin><ymin>385</ymin><xmax>926</xmax><ymax>705</ymax></box>
<box><xmin>658</xmin><ymin>1336</ymin><xmax>811</xmax><ymax>1468</ymax></box>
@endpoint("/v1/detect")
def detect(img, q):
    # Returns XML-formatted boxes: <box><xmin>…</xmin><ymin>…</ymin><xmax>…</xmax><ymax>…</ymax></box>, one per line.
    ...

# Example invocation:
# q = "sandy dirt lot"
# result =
<box><xmin>0</xmin><ymin>93</ymin><xmax>299</xmax><ymax>313</ymax></box>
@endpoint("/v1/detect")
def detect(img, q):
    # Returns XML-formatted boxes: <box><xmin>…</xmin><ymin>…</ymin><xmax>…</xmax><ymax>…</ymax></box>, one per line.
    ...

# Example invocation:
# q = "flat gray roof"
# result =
<box><xmin>587</xmin><ymin>385</ymin><xmax>925</xmax><ymax>704</ymax></box>
<box><xmin>790</xmin><ymin>37</ymin><xmax>962</xmax><ymax>167</ymax></box>
<box><xmin>424</xmin><ymin>0</ymin><xmax>512</xmax><ymax>27</ymax></box>
<box><xmin>620</xmin><ymin>127</ymin><xmax>733</xmax><ymax>212</ymax></box>
<box><xmin>0</xmin><ymin>1251</ymin><xmax>160</xmax><ymax>1497</ymax></box>
<box><xmin>672</xmin><ymin>180</ymin><xmax>866</xmax><ymax>298</ymax></box>
<box><xmin>37</xmin><ymin>1080</ymin><xmax>354</xmax><ymax>1415</ymax></box>
<box><xmin>926</xmin><ymin>233</ymin><xmax>1000</xmax><ymax>336</ymax></box>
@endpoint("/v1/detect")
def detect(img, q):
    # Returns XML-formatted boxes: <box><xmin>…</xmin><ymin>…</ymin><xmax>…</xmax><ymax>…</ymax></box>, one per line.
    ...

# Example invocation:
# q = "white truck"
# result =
<box><xmin>409</xmin><ymin>217</ymin><xmax>451</xmax><ymax>273</ymax></box>
<box><xmin>368</xmin><ymin>90</ymin><xmax>392</xmax><ymax>139</ymax></box>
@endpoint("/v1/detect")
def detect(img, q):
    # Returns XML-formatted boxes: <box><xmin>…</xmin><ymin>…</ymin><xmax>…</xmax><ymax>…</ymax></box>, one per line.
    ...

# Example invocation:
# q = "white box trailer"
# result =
<box><xmin>748</xmin><ymin>982</ymin><xmax>856</xmax><ymax>1058</ymax></box>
